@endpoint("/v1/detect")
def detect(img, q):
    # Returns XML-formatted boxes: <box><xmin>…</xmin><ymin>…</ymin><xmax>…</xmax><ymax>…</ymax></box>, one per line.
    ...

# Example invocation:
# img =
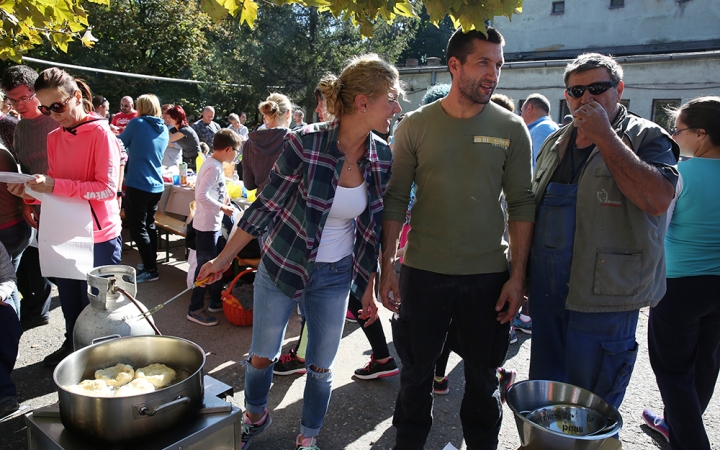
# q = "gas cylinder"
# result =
<box><xmin>73</xmin><ymin>265</ymin><xmax>158</xmax><ymax>350</ymax></box>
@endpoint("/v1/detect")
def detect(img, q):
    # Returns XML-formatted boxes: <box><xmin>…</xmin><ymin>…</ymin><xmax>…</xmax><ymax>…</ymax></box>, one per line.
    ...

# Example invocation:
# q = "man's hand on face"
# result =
<box><xmin>572</xmin><ymin>101</ymin><xmax>615</xmax><ymax>144</ymax></box>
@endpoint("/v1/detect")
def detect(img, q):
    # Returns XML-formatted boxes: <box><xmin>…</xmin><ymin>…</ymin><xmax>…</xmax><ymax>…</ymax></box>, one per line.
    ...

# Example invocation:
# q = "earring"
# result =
<box><xmin>363</xmin><ymin>109</ymin><xmax>367</xmax><ymax>113</ymax></box>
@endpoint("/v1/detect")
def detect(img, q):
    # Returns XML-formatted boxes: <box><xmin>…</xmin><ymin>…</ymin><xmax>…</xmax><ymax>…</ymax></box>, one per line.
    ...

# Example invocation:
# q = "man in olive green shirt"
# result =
<box><xmin>380</xmin><ymin>28</ymin><xmax>535</xmax><ymax>450</ymax></box>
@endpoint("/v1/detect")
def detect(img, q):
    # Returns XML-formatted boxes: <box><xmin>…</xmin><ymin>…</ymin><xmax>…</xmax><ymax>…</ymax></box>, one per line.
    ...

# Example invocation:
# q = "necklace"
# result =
<box><xmin>337</xmin><ymin>138</ymin><xmax>361</xmax><ymax>171</ymax></box>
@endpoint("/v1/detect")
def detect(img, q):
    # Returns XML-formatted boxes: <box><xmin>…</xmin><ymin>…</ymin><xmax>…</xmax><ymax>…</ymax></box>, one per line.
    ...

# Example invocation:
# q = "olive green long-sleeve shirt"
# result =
<box><xmin>384</xmin><ymin>100</ymin><xmax>535</xmax><ymax>275</ymax></box>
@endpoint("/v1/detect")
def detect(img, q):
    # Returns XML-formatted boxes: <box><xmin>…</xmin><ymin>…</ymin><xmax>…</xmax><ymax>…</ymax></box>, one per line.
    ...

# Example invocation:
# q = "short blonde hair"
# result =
<box><xmin>318</xmin><ymin>53</ymin><xmax>403</xmax><ymax>118</ymax></box>
<box><xmin>258</xmin><ymin>93</ymin><xmax>292</xmax><ymax>121</ymax></box>
<box><xmin>136</xmin><ymin>94</ymin><xmax>161</xmax><ymax>118</ymax></box>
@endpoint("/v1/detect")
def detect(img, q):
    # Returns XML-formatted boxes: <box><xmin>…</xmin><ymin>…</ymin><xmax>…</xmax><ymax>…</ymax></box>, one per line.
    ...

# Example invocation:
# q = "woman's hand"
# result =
<box><xmin>197</xmin><ymin>255</ymin><xmax>233</xmax><ymax>285</ymax></box>
<box><xmin>7</xmin><ymin>182</ymin><xmax>34</xmax><ymax>200</ymax></box>
<box><xmin>26</xmin><ymin>175</ymin><xmax>55</xmax><ymax>194</ymax></box>
<box><xmin>357</xmin><ymin>273</ymin><xmax>379</xmax><ymax>326</ymax></box>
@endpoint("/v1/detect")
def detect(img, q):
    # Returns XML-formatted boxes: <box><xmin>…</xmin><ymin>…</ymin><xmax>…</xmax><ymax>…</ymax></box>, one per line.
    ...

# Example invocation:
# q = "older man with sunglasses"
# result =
<box><xmin>527</xmin><ymin>53</ymin><xmax>680</xmax><ymax>410</ymax></box>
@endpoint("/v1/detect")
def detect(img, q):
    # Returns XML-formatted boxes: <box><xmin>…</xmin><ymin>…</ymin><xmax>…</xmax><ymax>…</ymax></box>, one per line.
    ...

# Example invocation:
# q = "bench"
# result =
<box><xmin>154</xmin><ymin>212</ymin><xmax>186</xmax><ymax>263</ymax></box>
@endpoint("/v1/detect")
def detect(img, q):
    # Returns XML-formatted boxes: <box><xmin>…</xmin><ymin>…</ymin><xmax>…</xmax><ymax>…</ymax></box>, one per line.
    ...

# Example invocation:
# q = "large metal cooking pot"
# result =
<box><xmin>53</xmin><ymin>335</ymin><xmax>206</xmax><ymax>442</ymax></box>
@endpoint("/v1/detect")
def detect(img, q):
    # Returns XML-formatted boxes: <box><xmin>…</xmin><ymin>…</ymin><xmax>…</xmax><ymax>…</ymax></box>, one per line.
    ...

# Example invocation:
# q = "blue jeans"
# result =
<box><xmin>189</xmin><ymin>229</ymin><xmax>225</xmax><ymax>312</ymax></box>
<box><xmin>244</xmin><ymin>255</ymin><xmax>351</xmax><ymax>438</ymax></box>
<box><xmin>0</xmin><ymin>221</ymin><xmax>32</xmax><ymax>316</ymax></box>
<box><xmin>56</xmin><ymin>236</ymin><xmax>122</xmax><ymax>347</ymax></box>
<box><xmin>529</xmin><ymin>182</ymin><xmax>639</xmax><ymax>409</ymax></box>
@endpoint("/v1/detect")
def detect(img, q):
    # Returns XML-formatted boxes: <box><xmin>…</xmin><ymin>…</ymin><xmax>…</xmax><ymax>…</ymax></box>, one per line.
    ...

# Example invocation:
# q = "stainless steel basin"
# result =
<box><xmin>506</xmin><ymin>380</ymin><xmax>622</xmax><ymax>450</ymax></box>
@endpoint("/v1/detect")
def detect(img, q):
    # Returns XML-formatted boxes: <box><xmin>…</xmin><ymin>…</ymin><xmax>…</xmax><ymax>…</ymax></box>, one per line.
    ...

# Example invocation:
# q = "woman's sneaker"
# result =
<box><xmin>241</xmin><ymin>409</ymin><xmax>272</xmax><ymax>449</ymax></box>
<box><xmin>642</xmin><ymin>409</ymin><xmax>669</xmax><ymax>442</ymax></box>
<box><xmin>345</xmin><ymin>309</ymin><xmax>357</xmax><ymax>323</ymax></box>
<box><xmin>136</xmin><ymin>269</ymin><xmax>159</xmax><ymax>283</ymax></box>
<box><xmin>497</xmin><ymin>367</ymin><xmax>517</xmax><ymax>404</ymax></box>
<box><xmin>513</xmin><ymin>313</ymin><xmax>533</xmax><ymax>334</ymax></box>
<box><xmin>353</xmin><ymin>354</ymin><xmax>399</xmax><ymax>380</ymax></box>
<box><xmin>433</xmin><ymin>376</ymin><xmax>450</xmax><ymax>395</ymax></box>
<box><xmin>295</xmin><ymin>434</ymin><xmax>320</xmax><ymax>450</ymax></box>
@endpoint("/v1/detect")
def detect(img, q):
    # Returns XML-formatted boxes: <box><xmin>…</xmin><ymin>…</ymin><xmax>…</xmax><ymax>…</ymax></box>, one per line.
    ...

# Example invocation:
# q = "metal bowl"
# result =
<box><xmin>506</xmin><ymin>380</ymin><xmax>622</xmax><ymax>450</ymax></box>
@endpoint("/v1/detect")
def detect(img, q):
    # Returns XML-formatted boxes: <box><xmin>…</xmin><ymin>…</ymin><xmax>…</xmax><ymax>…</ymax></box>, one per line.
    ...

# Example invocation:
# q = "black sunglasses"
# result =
<box><xmin>38</xmin><ymin>94</ymin><xmax>75</xmax><ymax>116</ymax></box>
<box><xmin>566</xmin><ymin>81</ymin><xmax>617</xmax><ymax>99</ymax></box>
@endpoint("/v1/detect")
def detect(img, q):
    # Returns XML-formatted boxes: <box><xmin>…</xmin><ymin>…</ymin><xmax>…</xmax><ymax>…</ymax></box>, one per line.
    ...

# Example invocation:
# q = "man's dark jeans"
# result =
<box><xmin>392</xmin><ymin>266</ymin><xmax>510</xmax><ymax>450</ymax></box>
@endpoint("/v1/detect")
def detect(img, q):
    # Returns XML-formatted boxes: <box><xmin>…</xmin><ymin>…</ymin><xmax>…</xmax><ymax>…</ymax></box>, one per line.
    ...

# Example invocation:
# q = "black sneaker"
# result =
<box><xmin>43</xmin><ymin>342</ymin><xmax>73</xmax><ymax>367</ymax></box>
<box><xmin>21</xmin><ymin>316</ymin><xmax>50</xmax><ymax>331</ymax></box>
<box><xmin>433</xmin><ymin>376</ymin><xmax>450</xmax><ymax>395</ymax></box>
<box><xmin>273</xmin><ymin>349</ymin><xmax>306</xmax><ymax>375</ymax></box>
<box><xmin>354</xmin><ymin>354</ymin><xmax>399</xmax><ymax>380</ymax></box>
<box><xmin>0</xmin><ymin>396</ymin><xmax>19</xmax><ymax>419</ymax></box>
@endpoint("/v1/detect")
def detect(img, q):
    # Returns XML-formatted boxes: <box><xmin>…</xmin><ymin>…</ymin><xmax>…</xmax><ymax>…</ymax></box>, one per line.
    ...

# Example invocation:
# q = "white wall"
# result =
<box><xmin>493</xmin><ymin>0</ymin><xmax>720</xmax><ymax>54</ymax></box>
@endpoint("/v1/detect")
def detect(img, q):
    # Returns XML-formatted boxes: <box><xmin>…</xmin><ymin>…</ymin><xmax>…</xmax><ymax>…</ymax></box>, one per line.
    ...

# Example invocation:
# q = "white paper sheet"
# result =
<box><xmin>0</xmin><ymin>172</ymin><xmax>36</xmax><ymax>183</ymax></box>
<box><xmin>27</xmin><ymin>188</ymin><xmax>94</xmax><ymax>280</ymax></box>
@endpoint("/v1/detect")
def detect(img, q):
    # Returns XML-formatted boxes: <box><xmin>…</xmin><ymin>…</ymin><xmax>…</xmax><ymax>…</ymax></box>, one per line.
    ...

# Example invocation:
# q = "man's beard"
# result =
<box><xmin>457</xmin><ymin>72</ymin><xmax>493</xmax><ymax>105</ymax></box>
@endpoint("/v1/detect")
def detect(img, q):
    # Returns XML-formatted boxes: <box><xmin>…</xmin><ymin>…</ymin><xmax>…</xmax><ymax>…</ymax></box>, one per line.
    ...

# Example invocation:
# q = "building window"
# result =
<box><xmin>652</xmin><ymin>99</ymin><xmax>681</xmax><ymax>131</ymax></box>
<box><xmin>610</xmin><ymin>0</ymin><xmax>624</xmax><ymax>8</ymax></box>
<box><xmin>552</xmin><ymin>1</ymin><xmax>565</xmax><ymax>14</ymax></box>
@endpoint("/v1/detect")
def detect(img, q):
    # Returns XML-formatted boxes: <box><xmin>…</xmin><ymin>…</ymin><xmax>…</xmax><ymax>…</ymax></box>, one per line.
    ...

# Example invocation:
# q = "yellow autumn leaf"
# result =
<box><xmin>239</xmin><ymin>0</ymin><xmax>259</xmax><ymax>27</ymax></box>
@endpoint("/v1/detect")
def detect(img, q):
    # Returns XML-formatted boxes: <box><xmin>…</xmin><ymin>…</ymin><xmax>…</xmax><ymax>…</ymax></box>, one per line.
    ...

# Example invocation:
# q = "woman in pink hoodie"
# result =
<box><xmin>8</xmin><ymin>67</ymin><xmax>122</xmax><ymax>362</ymax></box>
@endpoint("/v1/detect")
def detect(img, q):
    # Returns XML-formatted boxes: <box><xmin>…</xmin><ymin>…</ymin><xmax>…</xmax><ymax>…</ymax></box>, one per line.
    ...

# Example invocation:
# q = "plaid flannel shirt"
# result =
<box><xmin>237</xmin><ymin>120</ymin><xmax>392</xmax><ymax>300</ymax></box>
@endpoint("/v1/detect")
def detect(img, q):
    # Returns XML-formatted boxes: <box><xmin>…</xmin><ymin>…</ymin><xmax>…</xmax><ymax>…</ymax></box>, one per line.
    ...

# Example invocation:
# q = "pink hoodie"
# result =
<box><xmin>44</xmin><ymin>118</ymin><xmax>122</xmax><ymax>243</ymax></box>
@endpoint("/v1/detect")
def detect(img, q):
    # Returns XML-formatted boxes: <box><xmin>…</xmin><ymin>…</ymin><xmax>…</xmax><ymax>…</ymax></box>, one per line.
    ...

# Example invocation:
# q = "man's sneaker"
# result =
<box><xmin>296</xmin><ymin>434</ymin><xmax>320</xmax><ymax>449</ymax></box>
<box><xmin>513</xmin><ymin>314</ymin><xmax>532</xmax><ymax>335</ymax></box>
<box><xmin>21</xmin><ymin>316</ymin><xmax>50</xmax><ymax>331</ymax></box>
<box><xmin>345</xmin><ymin>309</ymin><xmax>357</xmax><ymax>323</ymax></box>
<box><xmin>136</xmin><ymin>269</ymin><xmax>159</xmax><ymax>283</ymax></box>
<box><xmin>241</xmin><ymin>409</ymin><xmax>272</xmax><ymax>449</ymax></box>
<box><xmin>497</xmin><ymin>367</ymin><xmax>517</xmax><ymax>404</ymax></box>
<box><xmin>354</xmin><ymin>354</ymin><xmax>399</xmax><ymax>380</ymax></box>
<box><xmin>642</xmin><ymin>409</ymin><xmax>669</xmax><ymax>442</ymax></box>
<box><xmin>273</xmin><ymin>349</ymin><xmax>306</xmax><ymax>375</ymax></box>
<box><xmin>187</xmin><ymin>309</ymin><xmax>218</xmax><ymax>326</ymax></box>
<box><xmin>43</xmin><ymin>341</ymin><xmax>73</xmax><ymax>367</ymax></box>
<box><xmin>208</xmin><ymin>300</ymin><xmax>224</xmax><ymax>313</ymax></box>
<box><xmin>433</xmin><ymin>376</ymin><xmax>450</xmax><ymax>395</ymax></box>
<box><xmin>0</xmin><ymin>396</ymin><xmax>19</xmax><ymax>419</ymax></box>
<box><xmin>509</xmin><ymin>326</ymin><xmax>518</xmax><ymax>344</ymax></box>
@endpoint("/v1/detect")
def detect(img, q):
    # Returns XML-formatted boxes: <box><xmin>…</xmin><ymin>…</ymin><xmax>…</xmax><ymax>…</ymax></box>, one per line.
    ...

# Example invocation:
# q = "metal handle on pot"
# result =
<box><xmin>91</xmin><ymin>334</ymin><xmax>121</xmax><ymax>345</ymax></box>
<box><xmin>138</xmin><ymin>396</ymin><xmax>190</xmax><ymax>416</ymax></box>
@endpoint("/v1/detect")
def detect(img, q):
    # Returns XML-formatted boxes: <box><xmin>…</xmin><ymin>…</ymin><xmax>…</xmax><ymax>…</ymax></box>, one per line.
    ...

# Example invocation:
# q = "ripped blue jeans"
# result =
<box><xmin>244</xmin><ymin>256</ymin><xmax>351</xmax><ymax>438</ymax></box>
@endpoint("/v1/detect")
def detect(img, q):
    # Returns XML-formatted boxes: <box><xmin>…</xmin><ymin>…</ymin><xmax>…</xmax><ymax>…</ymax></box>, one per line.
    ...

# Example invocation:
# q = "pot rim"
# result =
<box><xmin>53</xmin><ymin>335</ymin><xmax>206</xmax><ymax>399</ymax></box>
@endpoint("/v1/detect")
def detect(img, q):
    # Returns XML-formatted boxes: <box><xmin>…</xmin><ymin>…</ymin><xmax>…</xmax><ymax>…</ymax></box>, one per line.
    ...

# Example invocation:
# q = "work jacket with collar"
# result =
<box><xmin>532</xmin><ymin>111</ymin><xmax>678</xmax><ymax>313</ymax></box>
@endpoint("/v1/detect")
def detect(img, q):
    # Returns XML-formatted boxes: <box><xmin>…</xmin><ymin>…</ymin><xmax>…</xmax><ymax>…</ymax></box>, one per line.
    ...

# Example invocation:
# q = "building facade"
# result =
<box><xmin>397</xmin><ymin>0</ymin><xmax>720</xmax><ymax>128</ymax></box>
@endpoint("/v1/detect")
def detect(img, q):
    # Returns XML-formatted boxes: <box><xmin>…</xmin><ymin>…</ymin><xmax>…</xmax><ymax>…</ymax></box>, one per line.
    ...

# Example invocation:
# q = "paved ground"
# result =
<box><xmin>2</xmin><ymin>238</ymin><xmax>719</xmax><ymax>449</ymax></box>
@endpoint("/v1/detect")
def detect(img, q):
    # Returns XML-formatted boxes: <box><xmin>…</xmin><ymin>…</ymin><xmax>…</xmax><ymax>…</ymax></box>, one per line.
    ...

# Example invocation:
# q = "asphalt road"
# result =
<box><xmin>2</xmin><ymin>239</ymin><xmax>718</xmax><ymax>449</ymax></box>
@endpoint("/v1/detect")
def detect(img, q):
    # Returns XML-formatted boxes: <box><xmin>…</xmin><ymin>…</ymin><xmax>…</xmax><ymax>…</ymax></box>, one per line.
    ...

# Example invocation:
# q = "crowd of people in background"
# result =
<box><xmin>0</xmin><ymin>24</ymin><xmax>717</xmax><ymax>450</ymax></box>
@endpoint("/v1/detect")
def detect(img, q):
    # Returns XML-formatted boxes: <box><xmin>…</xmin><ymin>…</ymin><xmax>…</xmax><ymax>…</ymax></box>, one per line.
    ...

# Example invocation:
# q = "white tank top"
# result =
<box><xmin>316</xmin><ymin>183</ymin><xmax>368</xmax><ymax>263</ymax></box>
